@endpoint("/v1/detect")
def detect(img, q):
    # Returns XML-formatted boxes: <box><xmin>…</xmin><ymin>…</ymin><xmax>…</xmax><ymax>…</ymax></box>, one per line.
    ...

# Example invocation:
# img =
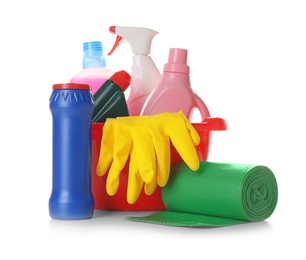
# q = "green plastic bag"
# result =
<box><xmin>127</xmin><ymin>161</ymin><xmax>278</xmax><ymax>227</ymax></box>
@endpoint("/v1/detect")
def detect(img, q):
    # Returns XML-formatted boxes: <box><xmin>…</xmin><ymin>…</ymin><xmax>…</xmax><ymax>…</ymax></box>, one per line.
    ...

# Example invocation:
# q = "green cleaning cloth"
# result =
<box><xmin>126</xmin><ymin>161</ymin><xmax>278</xmax><ymax>227</ymax></box>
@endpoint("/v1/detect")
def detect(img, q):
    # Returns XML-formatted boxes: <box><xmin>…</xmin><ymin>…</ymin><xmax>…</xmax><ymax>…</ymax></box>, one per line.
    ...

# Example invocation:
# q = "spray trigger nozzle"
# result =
<box><xmin>108</xmin><ymin>35</ymin><xmax>123</xmax><ymax>56</ymax></box>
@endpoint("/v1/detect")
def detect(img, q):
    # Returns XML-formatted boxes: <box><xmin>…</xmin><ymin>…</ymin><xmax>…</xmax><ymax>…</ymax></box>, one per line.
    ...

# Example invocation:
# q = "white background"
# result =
<box><xmin>0</xmin><ymin>0</ymin><xmax>305</xmax><ymax>259</ymax></box>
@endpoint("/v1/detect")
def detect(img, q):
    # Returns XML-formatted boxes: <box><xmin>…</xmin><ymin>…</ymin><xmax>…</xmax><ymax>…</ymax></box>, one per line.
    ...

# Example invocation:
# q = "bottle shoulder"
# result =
<box><xmin>71</xmin><ymin>67</ymin><xmax>114</xmax><ymax>79</ymax></box>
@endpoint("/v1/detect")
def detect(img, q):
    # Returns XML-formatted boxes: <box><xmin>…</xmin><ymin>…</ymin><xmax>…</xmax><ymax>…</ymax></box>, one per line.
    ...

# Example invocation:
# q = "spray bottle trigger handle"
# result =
<box><xmin>108</xmin><ymin>35</ymin><xmax>123</xmax><ymax>55</ymax></box>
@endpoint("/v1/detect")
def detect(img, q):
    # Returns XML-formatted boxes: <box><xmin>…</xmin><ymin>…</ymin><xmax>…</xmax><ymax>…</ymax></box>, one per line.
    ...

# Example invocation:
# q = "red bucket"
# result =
<box><xmin>91</xmin><ymin>117</ymin><xmax>227</xmax><ymax>211</ymax></box>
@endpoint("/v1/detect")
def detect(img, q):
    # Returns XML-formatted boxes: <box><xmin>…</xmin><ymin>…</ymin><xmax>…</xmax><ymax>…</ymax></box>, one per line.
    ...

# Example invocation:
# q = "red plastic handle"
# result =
<box><xmin>197</xmin><ymin>117</ymin><xmax>227</xmax><ymax>131</ymax></box>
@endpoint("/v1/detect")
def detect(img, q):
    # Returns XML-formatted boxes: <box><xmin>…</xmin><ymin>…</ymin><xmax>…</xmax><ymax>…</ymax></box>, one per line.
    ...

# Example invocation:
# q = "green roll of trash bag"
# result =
<box><xmin>126</xmin><ymin>161</ymin><xmax>278</xmax><ymax>227</ymax></box>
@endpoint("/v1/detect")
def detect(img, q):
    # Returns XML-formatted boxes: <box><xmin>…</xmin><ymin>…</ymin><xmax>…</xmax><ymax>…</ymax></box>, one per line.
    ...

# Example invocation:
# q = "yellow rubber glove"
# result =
<box><xmin>96</xmin><ymin>111</ymin><xmax>200</xmax><ymax>204</ymax></box>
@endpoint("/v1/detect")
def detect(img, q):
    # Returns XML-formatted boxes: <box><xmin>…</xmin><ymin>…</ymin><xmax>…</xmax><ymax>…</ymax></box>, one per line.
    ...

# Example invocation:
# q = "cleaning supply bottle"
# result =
<box><xmin>70</xmin><ymin>41</ymin><xmax>114</xmax><ymax>95</ymax></box>
<box><xmin>92</xmin><ymin>70</ymin><xmax>131</xmax><ymax>123</ymax></box>
<box><xmin>141</xmin><ymin>48</ymin><xmax>210</xmax><ymax>121</ymax></box>
<box><xmin>49</xmin><ymin>83</ymin><xmax>94</xmax><ymax>220</ymax></box>
<box><xmin>108</xmin><ymin>26</ymin><xmax>161</xmax><ymax>116</ymax></box>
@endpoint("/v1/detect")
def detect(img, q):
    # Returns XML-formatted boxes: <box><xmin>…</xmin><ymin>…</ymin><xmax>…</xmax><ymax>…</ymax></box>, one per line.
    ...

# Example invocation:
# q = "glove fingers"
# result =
<box><xmin>96</xmin><ymin>118</ymin><xmax>116</xmax><ymax>176</ymax></box>
<box><xmin>167</xmin><ymin>113</ymin><xmax>200</xmax><ymax>171</ymax></box>
<box><xmin>144</xmin><ymin>178</ymin><xmax>157</xmax><ymax>196</ymax></box>
<box><xmin>152</xmin><ymin>135</ymin><xmax>171</xmax><ymax>187</ymax></box>
<box><xmin>106</xmin><ymin>126</ymin><xmax>133</xmax><ymax>197</ymax></box>
<box><xmin>127</xmin><ymin>151</ymin><xmax>143</xmax><ymax>205</ymax></box>
<box><xmin>178</xmin><ymin>110</ymin><xmax>201</xmax><ymax>145</ymax></box>
<box><xmin>170</xmin><ymin>133</ymin><xmax>200</xmax><ymax>171</ymax></box>
<box><xmin>134</xmin><ymin>129</ymin><xmax>156</xmax><ymax>184</ymax></box>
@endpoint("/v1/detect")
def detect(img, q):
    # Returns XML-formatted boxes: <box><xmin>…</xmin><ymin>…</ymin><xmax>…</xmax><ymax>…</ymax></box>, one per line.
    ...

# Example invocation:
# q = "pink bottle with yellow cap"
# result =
<box><xmin>141</xmin><ymin>48</ymin><xmax>210</xmax><ymax>121</ymax></box>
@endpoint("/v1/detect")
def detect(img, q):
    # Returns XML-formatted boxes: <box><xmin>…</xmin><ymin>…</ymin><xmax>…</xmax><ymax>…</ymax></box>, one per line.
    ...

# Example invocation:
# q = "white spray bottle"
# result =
<box><xmin>108</xmin><ymin>26</ymin><xmax>161</xmax><ymax>116</ymax></box>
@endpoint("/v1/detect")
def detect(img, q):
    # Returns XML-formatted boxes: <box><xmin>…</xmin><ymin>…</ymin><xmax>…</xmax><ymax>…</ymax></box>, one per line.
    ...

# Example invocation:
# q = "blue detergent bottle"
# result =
<box><xmin>49</xmin><ymin>83</ymin><xmax>95</xmax><ymax>220</ymax></box>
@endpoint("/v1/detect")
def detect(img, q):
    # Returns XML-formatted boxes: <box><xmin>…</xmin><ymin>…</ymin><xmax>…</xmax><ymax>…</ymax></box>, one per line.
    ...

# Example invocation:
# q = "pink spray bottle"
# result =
<box><xmin>141</xmin><ymin>48</ymin><xmax>210</xmax><ymax>121</ymax></box>
<box><xmin>108</xmin><ymin>26</ymin><xmax>161</xmax><ymax>116</ymax></box>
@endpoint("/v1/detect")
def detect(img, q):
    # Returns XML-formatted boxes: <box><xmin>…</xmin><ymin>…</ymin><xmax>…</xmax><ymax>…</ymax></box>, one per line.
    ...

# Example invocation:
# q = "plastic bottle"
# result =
<box><xmin>108</xmin><ymin>26</ymin><xmax>161</xmax><ymax>116</ymax></box>
<box><xmin>92</xmin><ymin>70</ymin><xmax>131</xmax><ymax>123</ymax></box>
<box><xmin>141</xmin><ymin>48</ymin><xmax>210</xmax><ymax>121</ymax></box>
<box><xmin>70</xmin><ymin>41</ymin><xmax>114</xmax><ymax>95</ymax></box>
<box><xmin>49</xmin><ymin>83</ymin><xmax>95</xmax><ymax>220</ymax></box>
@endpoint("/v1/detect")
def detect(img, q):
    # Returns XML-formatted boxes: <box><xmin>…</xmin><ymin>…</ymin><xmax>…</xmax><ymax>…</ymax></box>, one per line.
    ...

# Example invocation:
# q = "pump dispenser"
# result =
<box><xmin>70</xmin><ymin>41</ymin><xmax>114</xmax><ymax>95</ymax></box>
<box><xmin>108</xmin><ymin>26</ymin><xmax>161</xmax><ymax>116</ymax></box>
<box><xmin>141</xmin><ymin>48</ymin><xmax>210</xmax><ymax>121</ymax></box>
